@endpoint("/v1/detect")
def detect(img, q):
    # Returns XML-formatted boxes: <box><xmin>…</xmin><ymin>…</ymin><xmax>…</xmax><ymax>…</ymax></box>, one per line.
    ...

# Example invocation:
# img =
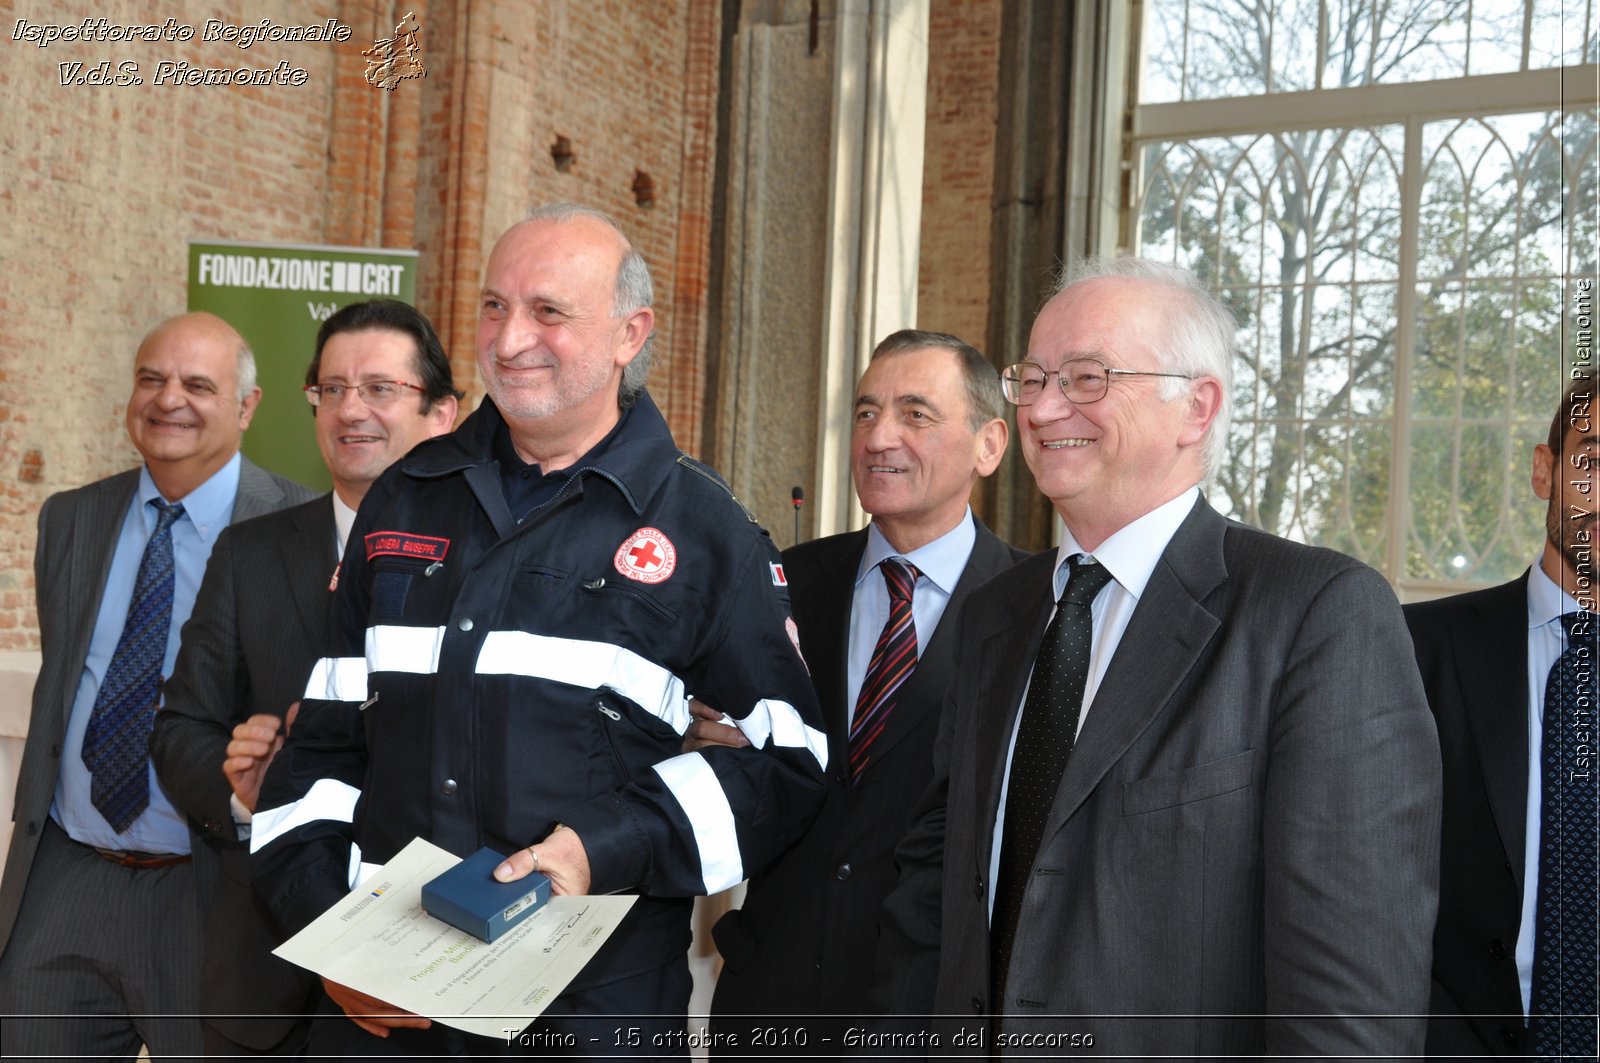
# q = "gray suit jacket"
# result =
<box><xmin>150</xmin><ymin>494</ymin><xmax>335</xmax><ymax>1049</ymax></box>
<box><xmin>872</xmin><ymin>497</ymin><xmax>1442</xmax><ymax>1060</ymax></box>
<box><xmin>0</xmin><ymin>458</ymin><xmax>314</xmax><ymax>957</ymax></box>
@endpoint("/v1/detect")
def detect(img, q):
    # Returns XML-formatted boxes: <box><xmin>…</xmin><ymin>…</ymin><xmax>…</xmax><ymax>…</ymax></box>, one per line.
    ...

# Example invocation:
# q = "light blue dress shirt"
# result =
<box><xmin>1517</xmin><ymin>561</ymin><xmax>1582</xmax><ymax>1015</ymax></box>
<box><xmin>52</xmin><ymin>454</ymin><xmax>242</xmax><ymax>853</ymax></box>
<box><xmin>845</xmin><ymin>509</ymin><xmax>978</xmax><ymax>726</ymax></box>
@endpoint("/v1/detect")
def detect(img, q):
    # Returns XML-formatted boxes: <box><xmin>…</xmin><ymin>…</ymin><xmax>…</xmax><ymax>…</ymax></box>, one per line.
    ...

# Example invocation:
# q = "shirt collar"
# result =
<box><xmin>138</xmin><ymin>452</ymin><xmax>241</xmax><ymax>544</ymax></box>
<box><xmin>415</xmin><ymin>393</ymin><xmax>677</xmax><ymax>516</ymax></box>
<box><xmin>857</xmin><ymin>508</ymin><xmax>977</xmax><ymax>596</ymax></box>
<box><xmin>1053</xmin><ymin>485</ymin><xmax>1199</xmax><ymax>600</ymax></box>
<box><xmin>1527</xmin><ymin>559</ymin><xmax>1585</xmax><ymax>630</ymax></box>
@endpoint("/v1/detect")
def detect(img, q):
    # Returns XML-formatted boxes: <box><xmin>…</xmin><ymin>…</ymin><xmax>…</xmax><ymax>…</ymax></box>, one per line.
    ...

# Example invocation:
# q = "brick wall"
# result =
<box><xmin>0</xmin><ymin>0</ymin><xmax>721</xmax><ymax>647</ymax></box>
<box><xmin>917</xmin><ymin>0</ymin><xmax>1002</xmax><ymax>355</ymax></box>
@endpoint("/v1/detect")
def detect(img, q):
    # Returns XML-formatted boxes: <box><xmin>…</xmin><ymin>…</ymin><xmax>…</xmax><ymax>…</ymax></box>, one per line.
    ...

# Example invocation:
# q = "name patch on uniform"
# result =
<box><xmin>614</xmin><ymin>527</ymin><xmax>677</xmax><ymax>585</ymax></box>
<box><xmin>769</xmin><ymin>563</ymin><xmax>787</xmax><ymax>587</ymax></box>
<box><xmin>365</xmin><ymin>531</ymin><xmax>450</xmax><ymax>562</ymax></box>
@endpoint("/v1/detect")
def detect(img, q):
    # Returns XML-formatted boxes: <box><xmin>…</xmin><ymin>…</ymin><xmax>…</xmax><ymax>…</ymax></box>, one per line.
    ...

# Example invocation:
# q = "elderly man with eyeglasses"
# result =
<box><xmin>868</xmin><ymin>257</ymin><xmax>1441</xmax><ymax>1060</ymax></box>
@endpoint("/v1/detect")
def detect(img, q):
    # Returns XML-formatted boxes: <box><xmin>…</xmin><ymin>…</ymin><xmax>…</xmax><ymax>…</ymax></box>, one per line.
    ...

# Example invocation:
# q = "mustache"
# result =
<box><xmin>484</xmin><ymin>345</ymin><xmax>554</xmax><ymax>367</ymax></box>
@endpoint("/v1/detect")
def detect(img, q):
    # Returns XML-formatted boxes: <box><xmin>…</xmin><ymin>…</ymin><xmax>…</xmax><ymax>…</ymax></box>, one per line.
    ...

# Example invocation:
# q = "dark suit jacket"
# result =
<box><xmin>712</xmin><ymin>520</ymin><xmax>1025</xmax><ymax>1028</ymax></box>
<box><xmin>150</xmin><ymin>494</ymin><xmax>336</xmax><ymax>1050</ymax></box>
<box><xmin>1405</xmin><ymin>576</ymin><xmax>1530</xmax><ymax>1056</ymax></box>
<box><xmin>872</xmin><ymin>497</ymin><xmax>1442</xmax><ymax>1059</ymax></box>
<box><xmin>0</xmin><ymin>460</ymin><xmax>313</xmax><ymax>962</ymax></box>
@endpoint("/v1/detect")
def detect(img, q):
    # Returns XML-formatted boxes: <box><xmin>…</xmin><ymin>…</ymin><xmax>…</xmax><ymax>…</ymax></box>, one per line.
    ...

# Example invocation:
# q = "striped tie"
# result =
<box><xmin>81</xmin><ymin>499</ymin><xmax>184</xmax><ymax>833</ymax></box>
<box><xmin>848</xmin><ymin>559</ymin><xmax>920</xmax><ymax>784</ymax></box>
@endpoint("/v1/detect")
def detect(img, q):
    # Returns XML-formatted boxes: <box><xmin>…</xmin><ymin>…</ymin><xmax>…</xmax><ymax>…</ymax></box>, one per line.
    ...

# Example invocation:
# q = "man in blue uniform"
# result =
<box><xmin>251</xmin><ymin>204</ymin><xmax>827</xmax><ymax>1056</ymax></box>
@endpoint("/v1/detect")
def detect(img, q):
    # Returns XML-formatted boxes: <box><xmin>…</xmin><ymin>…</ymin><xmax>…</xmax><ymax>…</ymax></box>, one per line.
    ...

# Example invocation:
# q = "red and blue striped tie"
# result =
<box><xmin>848</xmin><ymin>559</ymin><xmax>919</xmax><ymax>784</ymax></box>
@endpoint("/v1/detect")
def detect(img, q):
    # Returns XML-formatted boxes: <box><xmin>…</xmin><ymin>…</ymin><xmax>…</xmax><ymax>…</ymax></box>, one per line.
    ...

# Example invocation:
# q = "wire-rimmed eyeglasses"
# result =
<box><xmin>1000</xmin><ymin>358</ymin><xmax>1195</xmax><ymax>406</ymax></box>
<box><xmin>303</xmin><ymin>380</ymin><xmax>426</xmax><ymax>408</ymax></box>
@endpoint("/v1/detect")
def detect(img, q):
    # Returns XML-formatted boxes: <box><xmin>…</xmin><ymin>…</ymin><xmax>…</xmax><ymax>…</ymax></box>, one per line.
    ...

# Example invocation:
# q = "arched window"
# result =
<box><xmin>1129</xmin><ymin>0</ymin><xmax>1598</xmax><ymax>596</ymax></box>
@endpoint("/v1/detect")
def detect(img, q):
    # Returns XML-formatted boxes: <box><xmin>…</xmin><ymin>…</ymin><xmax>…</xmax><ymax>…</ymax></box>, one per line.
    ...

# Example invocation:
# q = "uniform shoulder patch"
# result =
<box><xmin>614</xmin><ymin>527</ymin><xmax>677</xmax><ymax>584</ymax></box>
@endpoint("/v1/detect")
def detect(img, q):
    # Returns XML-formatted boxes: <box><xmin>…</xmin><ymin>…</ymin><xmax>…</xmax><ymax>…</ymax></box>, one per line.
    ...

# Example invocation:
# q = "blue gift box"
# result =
<box><xmin>421</xmin><ymin>847</ymin><xmax>552</xmax><ymax>942</ymax></box>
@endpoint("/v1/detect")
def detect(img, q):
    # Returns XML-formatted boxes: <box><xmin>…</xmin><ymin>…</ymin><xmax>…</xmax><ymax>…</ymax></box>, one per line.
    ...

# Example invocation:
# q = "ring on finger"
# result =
<box><xmin>525</xmin><ymin>845</ymin><xmax>539</xmax><ymax>873</ymax></box>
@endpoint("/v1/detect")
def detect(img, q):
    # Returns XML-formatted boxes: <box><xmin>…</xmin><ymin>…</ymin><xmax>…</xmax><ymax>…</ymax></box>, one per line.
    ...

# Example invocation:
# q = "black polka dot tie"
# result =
<box><xmin>1529</xmin><ymin>610</ymin><xmax>1598</xmax><ymax>1060</ymax></box>
<box><xmin>990</xmin><ymin>554</ymin><xmax>1113</xmax><ymax>1014</ymax></box>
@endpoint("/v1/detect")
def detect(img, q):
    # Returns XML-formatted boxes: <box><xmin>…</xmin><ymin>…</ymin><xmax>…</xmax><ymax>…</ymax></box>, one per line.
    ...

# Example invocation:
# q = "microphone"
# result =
<box><xmin>791</xmin><ymin>486</ymin><xmax>805</xmax><ymax>546</ymax></box>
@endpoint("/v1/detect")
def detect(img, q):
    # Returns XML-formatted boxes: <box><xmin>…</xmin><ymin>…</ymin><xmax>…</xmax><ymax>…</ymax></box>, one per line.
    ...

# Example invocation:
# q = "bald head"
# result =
<box><xmin>137</xmin><ymin>312</ymin><xmax>257</xmax><ymax>399</ymax></box>
<box><xmin>126</xmin><ymin>312</ymin><xmax>262</xmax><ymax>500</ymax></box>
<box><xmin>475</xmin><ymin>207</ymin><xmax>656</xmax><ymax>469</ymax></box>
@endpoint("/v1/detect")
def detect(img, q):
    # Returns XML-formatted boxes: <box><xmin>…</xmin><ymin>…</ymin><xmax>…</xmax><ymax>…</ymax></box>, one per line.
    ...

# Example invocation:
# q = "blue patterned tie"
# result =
<box><xmin>80</xmin><ymin>499</ymin><xmax>184</xmax><ymax>833</ymax></box>
<box><xmin>991</xmin><ymin>554</ymin><xmax>1113</xmax><ymax>1011</ymax></box>
<box><xmin>848</xmin><ymin>559</ymin><xmax>920</xmax><ymax>784</ymax></box>
<box><xmin>1529</xmin><ymin>610</ymin><xmax>1598</xmax><ymax>1059</ymax></box>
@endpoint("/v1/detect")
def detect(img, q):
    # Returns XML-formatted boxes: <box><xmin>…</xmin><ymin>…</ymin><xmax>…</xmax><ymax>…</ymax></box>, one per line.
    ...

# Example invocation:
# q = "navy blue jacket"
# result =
<box><xmin>252</xmin><ymin>393</ymin><xmax>826</xmax><ymax>995</ymax></box>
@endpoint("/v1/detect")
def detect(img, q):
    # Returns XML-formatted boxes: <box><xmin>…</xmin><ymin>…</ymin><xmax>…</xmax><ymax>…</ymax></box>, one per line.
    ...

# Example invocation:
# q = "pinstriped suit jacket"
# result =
<box><xmin>0</xmin><ymin>459</ymin><xmax>313</xmax><ymax>964</ymax></box>
<box><xmin>151</xmin><ymin>494</ymin><xmax>336</xmax><ymax>1049</ymax></box>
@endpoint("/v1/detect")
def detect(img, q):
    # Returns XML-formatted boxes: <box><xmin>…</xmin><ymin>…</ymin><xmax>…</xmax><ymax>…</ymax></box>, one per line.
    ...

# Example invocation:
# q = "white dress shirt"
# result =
<box><xmin>987</xmin><ymin>486</ymin><xmax>1200</xmax><ymax>918</ymax></box>
<box><xmin>332</xmin><ymin>490</ymin><xmax>357</xmax><ymax>557</ymax></box>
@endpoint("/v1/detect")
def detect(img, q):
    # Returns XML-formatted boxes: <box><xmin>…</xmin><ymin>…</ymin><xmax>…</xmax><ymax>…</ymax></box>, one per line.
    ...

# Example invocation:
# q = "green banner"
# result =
<box><xmin>187</xmin><ymin>240</ymin><xmax>419</xmax><ymax>492</ymax></box>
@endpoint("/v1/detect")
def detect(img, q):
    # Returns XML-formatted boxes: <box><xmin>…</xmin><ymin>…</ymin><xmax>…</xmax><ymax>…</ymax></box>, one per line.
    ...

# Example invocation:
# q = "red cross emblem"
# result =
<box><xmin>614</xmin><ymin>527</ymin><xmax>677</xmax><ymax>584</ymax></box>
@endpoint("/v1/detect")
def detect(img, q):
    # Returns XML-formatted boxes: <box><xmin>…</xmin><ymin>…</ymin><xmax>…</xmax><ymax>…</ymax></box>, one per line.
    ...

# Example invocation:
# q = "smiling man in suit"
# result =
<box><xmin>148</xmin><ymin>299</ymin><xmax>459</xmax><ymax>1057</ymax></box>
<box><xmin>870</xmin><ymin>258</ymin><xmax>1441</xmax><ymax>1058</ymax></box>
<box><xmin>694</xmin><ymin>329</ymin><xmax>1024</xmax><ymax>1049</ymax></box>
<box><xmin>1405</xmin><ymin>376</ymin><xmax>1598</xmax><ymax>1058</ymax></box>
<box><xmin>0</xmin><ymin>312</ymin><xmax>315</xmax><ymax>1059</ymax></box>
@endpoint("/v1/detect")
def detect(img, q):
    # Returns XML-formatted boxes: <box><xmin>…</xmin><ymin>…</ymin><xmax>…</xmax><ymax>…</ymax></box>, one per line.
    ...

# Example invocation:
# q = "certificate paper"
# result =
<box><xmin>274</xmin><ymin>837</ymin><xmax>637</xmax><ymax>1038</ymax></box>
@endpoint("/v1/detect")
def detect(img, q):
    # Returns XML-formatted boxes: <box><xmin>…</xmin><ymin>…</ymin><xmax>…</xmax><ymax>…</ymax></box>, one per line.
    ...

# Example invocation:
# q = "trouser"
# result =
<box><xmin>0</xmin><ymin>818</ymin><xmax>203</xmax><ymax>1061</ymax></box>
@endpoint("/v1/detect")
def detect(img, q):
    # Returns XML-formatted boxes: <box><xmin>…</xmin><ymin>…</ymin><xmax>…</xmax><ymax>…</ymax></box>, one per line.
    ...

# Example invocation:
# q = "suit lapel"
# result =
<box><xmin>972</xmin><ymin>553</ymin><xmax>1058</xmax><ymax>857</ymax></box>
<box><xmin>279</xmin><ymin>498</ymin><xmax>340</xmax><ymax>643</ymax></box>
<box><xmin>1457</xmin><ymin>577</ymin><xmax>1530</xmax><ymax>885</ymax></box>
<box><xmin>60</xmin><ymin>473</ymin><xmax>140</xmax><ymax>716</ymax></box>
<box><xmin>1041</xmin><ymin>499</ymin><xmax>1226</xmax><ymax>841</ymax></box>
<box><xmin>865</xmin><ymin>525</ymin><xmax>1018</xmax><ymax>772</ymax></box>
<box><xmin>815</xmin><ymin>540</ymin><xmax>860</xmax><ymax>768</ymax></box>
<box><xmin>786</xmin><ymin>533</ymin><xmax>862</xmax><ymax>775</ymax></box>
<box><xmin>234</xmin><ymin>457</ymin><xmax>286</xmax><ymax>522</ymax></box>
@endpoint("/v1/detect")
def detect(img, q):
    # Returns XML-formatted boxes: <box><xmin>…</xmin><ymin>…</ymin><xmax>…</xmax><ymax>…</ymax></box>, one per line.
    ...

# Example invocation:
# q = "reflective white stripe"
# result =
<box><xmin>348</xmin><ymin>843</ymin><xmax>382</xmax><ymax>890</ymax></box>
<box><xmin>653</xmin><ymin>753</ymin><xmax>743</xmax><ymax>893</ymax></box>
<box><xmin>367</xmin><ymin>625</ymin><xmax>446</xmax><ymax>674</ymax></box>
<box><xmin>303</xmin><ymin>657</ymin><xmax>368</xmax><ymax>702</ymax></box>
<box><xmin>732</xmin><ymin>699</ymin><xmax>829</xmax><ymax>771</ymax></box>
<box><xmin>250</xmin><ymin>778</ymin><xmax>361</xmax><ymax>853</ymax></box>
<box><xmin>476</xmin><ymin>631</ymin><xmax>691</xmax><ymax>733</ymax></box>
